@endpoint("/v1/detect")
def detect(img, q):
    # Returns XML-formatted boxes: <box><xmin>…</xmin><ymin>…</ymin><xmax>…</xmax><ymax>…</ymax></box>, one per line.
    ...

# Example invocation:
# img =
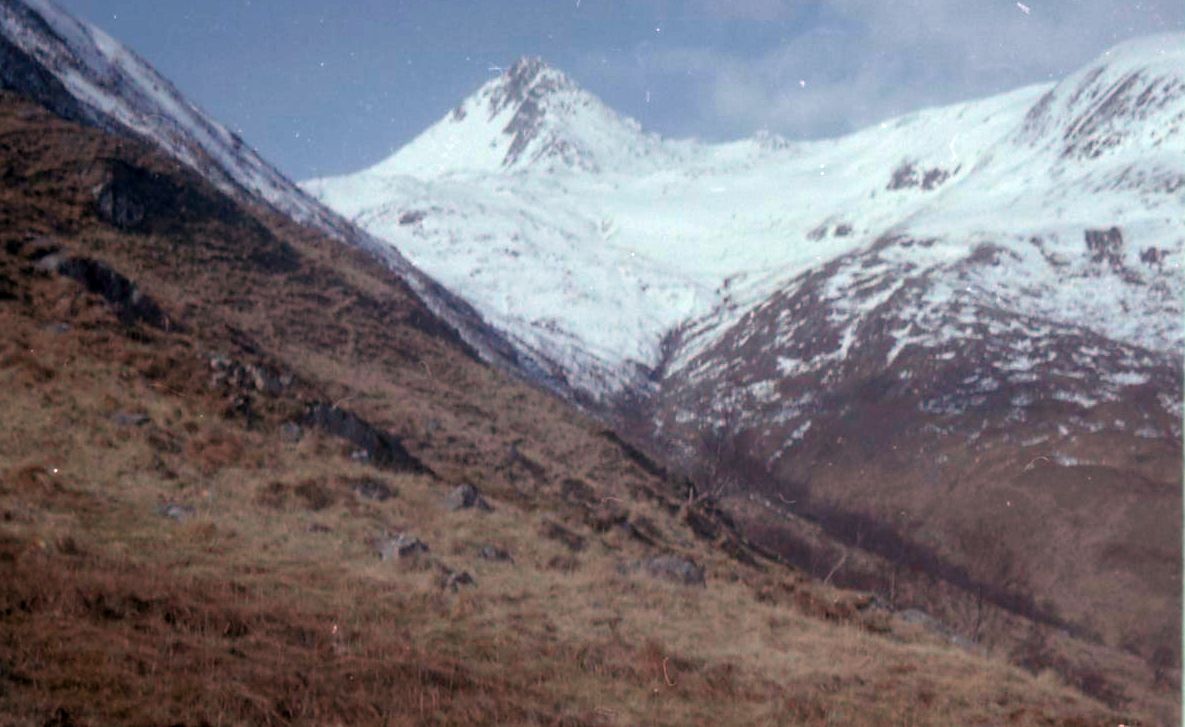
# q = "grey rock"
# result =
<box><xmin>207</xmin><ymin>356</ymin><xmax>287</xmax><ymax>396</ymax></box>
<box><xmin>279</xmin><ymin>421</ymin><xmax>303</xmax><ymax>443</ymax></box>
<box><xmin>898</xmin><ymin>608</ymin><xmax>942</xmax><ymax>629</ymax></box>
<box><xmin>859</xmin><ymin>594</ymin><xmax>891</xmax><ymax>612</ymax></box>
<box><xmin>303</xmin><ymin>402</ymin><xmax>430</xmax><ymax>475</ymax></box>
<box><xmin>112</xmin><ymin>411</ymin><xmax>149</xmax><ymax>427</ymax></box>
<box><xmin>247</xmin><ymin>364</ymin><xmax>283</xmax><ymax>395</ymax></box>
<box><xmin>351</xmin><ymin>479</ymin><xmax>395</xmax><ymax>502</ymax></box>
<box><xmin>540</xmin><ymin>520</ymin><xmax>585</xmax><ymax>552</ymax></box>
<box><xmin>157</xmin><ymin>502</ymin><xmax>195</xmax><ymax>522</ymax></box>
<box><xmin>896</xmin><ymin>608</ymin><xmax>983</xmax><ymax>653</ymax></box>
<box><xmin>477</xmin><ymin>545</ymin><xmax>513</xmax><ymax>562</ymax></box>
<box><xmin>440</xmin><ymin>569</ymin><xmax>476</xmax><ymax>592</ymax></box>
<box><xmin>627</xmin><ymin>554</ymin><xmax>706</xmax><ymax>586</ymax></box>
<box><xmin>376</xmin><ymin>534</ymin><xmax>429</xmax><ymax>561</ymax></box>
<box><xmin>445</xmin><ymin>483</ymin><xmax>492</xmax><ymax>512</ymax></box>
<box><xmin>33</xmin><ymin>253</ymin><xmax>64</xmax><ymax>274</ymax></box>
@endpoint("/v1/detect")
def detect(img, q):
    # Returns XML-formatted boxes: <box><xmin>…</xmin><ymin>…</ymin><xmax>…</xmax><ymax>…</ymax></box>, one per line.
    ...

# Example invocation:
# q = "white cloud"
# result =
<box><xmin>615</xmin><ymin>0</ymin><xmax>1184</xmax><ymax>141</ymax></box>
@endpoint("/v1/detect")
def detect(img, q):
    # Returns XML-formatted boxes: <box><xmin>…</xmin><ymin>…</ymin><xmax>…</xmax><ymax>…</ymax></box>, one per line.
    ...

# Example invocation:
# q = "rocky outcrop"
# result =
<box><xmin>41</xmin><ymin>254</ymin><xmax>177</xmax><ymax>331</ymax></box>
<box><xmin>208</xmin><ymin>355</ymin><xmax>292</xmax><ymax>396</ymax></box>
<box><xmin>302</xmin><ymin>403</ymin><xmax>431</xmax><ymax>476</ymax></box>
<box><xmin>886</xmin><ymin>161</ymin><xmax>955</xmax><ymax>191</ymax></box>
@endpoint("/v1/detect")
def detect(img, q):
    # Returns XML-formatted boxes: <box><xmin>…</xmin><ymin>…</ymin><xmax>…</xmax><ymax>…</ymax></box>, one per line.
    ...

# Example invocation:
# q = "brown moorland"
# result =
<box><xmin>0</xmin><ymin>93</ymin><xmax>1144</xmax><ymax>726</ymax></box>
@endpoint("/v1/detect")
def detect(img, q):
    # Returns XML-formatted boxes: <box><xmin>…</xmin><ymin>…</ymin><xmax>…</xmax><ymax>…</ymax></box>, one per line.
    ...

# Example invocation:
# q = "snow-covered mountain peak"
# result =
<box><xmin>366</xmin><ymin>56</ymin><xmax>675</xmax><ymax>177</ymax></box>
<box><xmin>486</xmin><ymin>56</ymin><xmax>577</xmax><ymax>114</ymax></box>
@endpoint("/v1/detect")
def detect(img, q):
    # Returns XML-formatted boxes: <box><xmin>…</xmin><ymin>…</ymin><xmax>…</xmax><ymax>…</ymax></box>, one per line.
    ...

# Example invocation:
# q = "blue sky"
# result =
<box><xmin>56</xmin><ymin>0</ymin><xmax>1183</xmax><ymax>180</ymax></box>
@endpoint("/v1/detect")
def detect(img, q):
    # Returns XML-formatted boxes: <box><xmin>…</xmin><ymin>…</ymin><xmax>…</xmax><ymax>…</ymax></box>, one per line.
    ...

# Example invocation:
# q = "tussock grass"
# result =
<box><xmin>0</xmin><ymin>336</ymin><xmax>1123</xmax><ymax>726</ymax></box>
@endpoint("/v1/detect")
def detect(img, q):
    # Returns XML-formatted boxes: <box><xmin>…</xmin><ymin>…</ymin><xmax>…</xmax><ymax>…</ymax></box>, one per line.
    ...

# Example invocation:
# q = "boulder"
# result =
<box><xmin>619</xmin><ymin>554</ymin><xmax>706</xmax><ymax>586</ymax></box>
<box><xmin>439</xmin><ymin>569</ymin><xmax>476</xmax><ymax>592</ymax></box>
<box><xmin>279</xmin><ymin>421</ymin><xmax>303</xmax><ymax>443</ymax></box>
<box><xmin>157</xmin><ymin>502</ymin><xmax>195</xmax><ymax>522</ymax></box>
<box><xmin>208</xmin><ymin>356</ymin><xmax>290</xmax><ymax>397</ymax></box>
<box><xmin>111</xmin><ymin>411</ymin><xmax>149</xmax><ymax>427</ymax></box>
<box><xmin>376</xmin><ymin>534</ymin><xmax>428</xmax><ymax>561</ymax></box>
<box><xmin>351</xmin><ymin>479</ymin><xmax>395</xmax><ymax>502</ymax></box>
<box><xmin>445</xmin><ymin>483</ymin><xmax>492</xmax><ymax>512</ymax></box>
<box><xmin>477</xmin><ymin>545</ymin><xmax>513</xmax><ymax>562</ymax></box>
<box><xmin>645</xmin><ymin>555</ymin><xmax>706</xmax><ymax>586</ymax></box>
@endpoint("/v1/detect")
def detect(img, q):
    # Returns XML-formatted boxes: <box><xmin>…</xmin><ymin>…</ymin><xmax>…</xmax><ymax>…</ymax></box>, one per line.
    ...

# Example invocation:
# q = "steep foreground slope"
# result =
<box><xmin>0</xmin><ymin>95</ymin><xmax>1140</xmax><ymax>726</ymax></box>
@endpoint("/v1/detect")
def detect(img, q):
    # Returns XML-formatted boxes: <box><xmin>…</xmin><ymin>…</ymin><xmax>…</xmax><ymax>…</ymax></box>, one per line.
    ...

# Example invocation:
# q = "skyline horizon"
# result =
<box><xmin>53</xmin><ymin>0</ymin><xmax>1185</xmax><ymax>181</ymax></box>
<box><xmin>305</xmin><ymin>31</ymin><xmax>1181</xmax><ymax>182</ymax></box>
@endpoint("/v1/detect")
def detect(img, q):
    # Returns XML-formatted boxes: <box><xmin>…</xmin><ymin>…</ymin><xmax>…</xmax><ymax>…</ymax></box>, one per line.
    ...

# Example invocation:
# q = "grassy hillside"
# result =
<box><xmin>0</xmin><ymin>93</ymin><xmax>1137</xmax><ymax>726</ymax></box>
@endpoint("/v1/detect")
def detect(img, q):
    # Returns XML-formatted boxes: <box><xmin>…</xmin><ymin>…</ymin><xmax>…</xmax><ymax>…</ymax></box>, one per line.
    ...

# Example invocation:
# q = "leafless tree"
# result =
<box><xmin>955</xmin><ymin>518</ymin><xmax>1032</xmax><ymax>643</ymax></box>
<box><xmin>686</xmin><ymin>406</ymin><xmax>743</xmax><ymax>508</ymax></box>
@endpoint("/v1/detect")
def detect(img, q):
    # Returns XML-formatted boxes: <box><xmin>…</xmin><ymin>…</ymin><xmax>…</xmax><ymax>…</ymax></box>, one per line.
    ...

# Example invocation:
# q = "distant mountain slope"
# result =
<box><xmin>305</xmin><ymin>35</ymin><xmax>1184</xmax><ymax>402</ymax></box>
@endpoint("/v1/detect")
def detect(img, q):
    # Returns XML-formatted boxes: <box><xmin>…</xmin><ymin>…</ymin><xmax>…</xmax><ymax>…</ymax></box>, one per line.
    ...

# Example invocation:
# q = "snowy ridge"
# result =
<box><xmin>308</xmin><ymin>35</ymin><xmax>1185</xmax><ymax>403</ymax></box>
<box><xmin>0</xmin><ymin>0</ymin><xmax>345</xmax><ymax>235</ymax></box>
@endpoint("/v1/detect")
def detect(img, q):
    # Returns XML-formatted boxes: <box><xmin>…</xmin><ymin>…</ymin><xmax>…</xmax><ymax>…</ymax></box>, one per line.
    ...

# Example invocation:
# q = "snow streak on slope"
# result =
<box><xmin>0</xmin><ymin>0</ymin><xmax>345</xmax><ymax>234</ymax></box>
<box><xmin>308</xmin><ymin>35</ymin><xmax>1184</xmax><ymax>402</ymax></box>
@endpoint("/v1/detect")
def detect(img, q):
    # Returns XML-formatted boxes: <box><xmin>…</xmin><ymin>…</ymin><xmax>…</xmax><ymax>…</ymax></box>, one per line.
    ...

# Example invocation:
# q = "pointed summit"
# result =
<box><xmin>366</xmin><ymin>56</ymin><xmax>673</xmax><ymax>177</ymax></box>
<box><xmin>488</xmin><ymin>56</ymin><xmax>577</xmax><ymax>117</ymax></box>
<box><xmin>482</xmin><ymin>56</ymin><xmax>586</xmax><ymax>168</ymax></box>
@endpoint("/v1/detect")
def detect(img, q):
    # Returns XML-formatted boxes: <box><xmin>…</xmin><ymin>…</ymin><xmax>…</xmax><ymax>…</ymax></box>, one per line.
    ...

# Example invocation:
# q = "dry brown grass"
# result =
<box><xmin>0</xmin><ymin>260</ymin><xmax>1124</xmax><ymax>727</ymax></box>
